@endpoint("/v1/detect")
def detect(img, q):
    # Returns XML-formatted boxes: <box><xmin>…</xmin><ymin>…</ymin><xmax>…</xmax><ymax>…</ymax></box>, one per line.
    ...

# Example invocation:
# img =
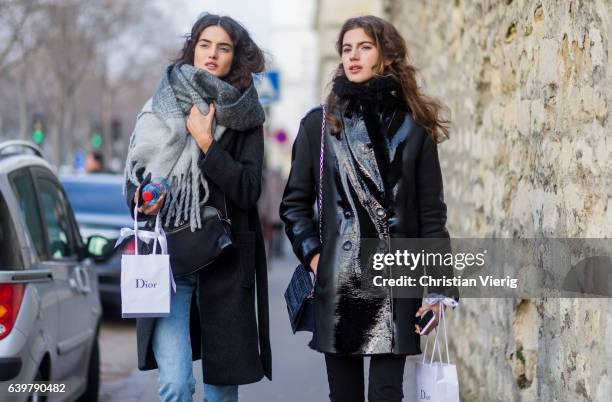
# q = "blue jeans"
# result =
<box><xmin>152</xmin><ymin>273</ymin><xmax>239</xmax><ymax>402</ymax></box>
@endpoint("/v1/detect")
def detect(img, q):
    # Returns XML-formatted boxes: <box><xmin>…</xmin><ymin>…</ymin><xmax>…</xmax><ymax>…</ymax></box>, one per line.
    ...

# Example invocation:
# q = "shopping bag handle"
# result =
<box><xmin>118</xmin><ymin>205</ymin><xmax>166</xmax><ymax>256</ymax></box>
<box><xmin>115</xmin><ymin>206</ymin><xmax>175</xmax><ymax>292</ymax></box>
<box><xmin>134</xmin><ymin>205</ymin><xmax>175</xmax><ymax>292</ymax></box>
<box><xmin>424</xmin><ymin>323</ymin><xmax>444</xmax><ymax>365</ymax></box>
<box><xmin>134</xmin><ymin>205</ymin><xmax>167</xmax><ymax>256</ymax></box>
<box><xmin>421</xmin><ymin>301</ymin><xmax>451</xmax><ymax>365</ymax></box>
<box><xmin>441</xmin><ymin>299</ymin><xmax>450</xmax><ymax>364</ymax></box>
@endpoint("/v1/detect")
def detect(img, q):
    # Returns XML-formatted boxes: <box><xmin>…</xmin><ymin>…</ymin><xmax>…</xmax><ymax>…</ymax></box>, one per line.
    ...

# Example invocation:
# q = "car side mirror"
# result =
<box><xmin>86</xmin><ymin>235</ymin><xmax>114</xmax><ymax>263</ymax></box>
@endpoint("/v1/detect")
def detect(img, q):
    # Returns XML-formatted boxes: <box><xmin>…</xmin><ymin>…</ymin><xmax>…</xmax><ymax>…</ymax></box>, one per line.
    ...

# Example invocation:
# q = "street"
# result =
<box><xmin>97</xmin><ymin>240</ymin><xmax>421</xmax><ymax>402</ymax></box>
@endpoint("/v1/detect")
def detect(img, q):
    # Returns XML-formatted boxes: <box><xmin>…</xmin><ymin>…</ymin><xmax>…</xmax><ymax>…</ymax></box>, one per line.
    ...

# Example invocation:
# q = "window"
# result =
<box><xmin>36</xmin><ymin>178</ymin><xmax>76</xmax><ymax>259</ymax></box>
<box><xmin>0</xmin><ymin>192</ymin><xmax>24</xmax><ymax>270</ymax></box>
<box><xmin>62</xmin><ymin>180</ymin><xmax>128</xmax><ymax>216</ymax></box>
<box><xmin>11</xmin><ymin>170</ymin><xmax>47</xmax><ymax>260</ymax></box>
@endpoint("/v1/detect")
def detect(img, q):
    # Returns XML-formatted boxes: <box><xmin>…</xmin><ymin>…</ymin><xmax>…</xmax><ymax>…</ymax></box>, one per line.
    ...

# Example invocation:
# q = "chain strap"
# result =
<box><xmin>318</xmin><ymin>104</ymin><xmax>326</xmax><ymax>243</ymax></box>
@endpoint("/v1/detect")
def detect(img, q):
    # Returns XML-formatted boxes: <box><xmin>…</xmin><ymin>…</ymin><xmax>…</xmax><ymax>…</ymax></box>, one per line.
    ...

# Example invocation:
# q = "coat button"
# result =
<box><xmin>343</xmin><ymin>210</ymin><xmax>353</xmax><ymax>218</ymax></box>
<box><xmin>343</xmin><ymin>241</ymin><xmax>352</xmax><ymax>251</ymax></box>
<box><xmin>376</xmin><ymin>207</ymin><xmax>386</xmax><ymax>217</ymax></box>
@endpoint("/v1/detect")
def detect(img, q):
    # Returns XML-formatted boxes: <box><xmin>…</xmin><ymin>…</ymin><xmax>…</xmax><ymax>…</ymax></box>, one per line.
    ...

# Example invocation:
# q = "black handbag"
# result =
<box><xmin>164</xmin><ymin>195</ymin><xmax>234</xmax><ymax>277</ymax></box>
<box><xmin>284</xmin><ymin>104</ymin><xmax>326</xmax><ymax>333</ymax></box>
<box><xmin>284</xmin><ymin>263</ymin><xmax>315</xmax><ymax>333</ymax></box>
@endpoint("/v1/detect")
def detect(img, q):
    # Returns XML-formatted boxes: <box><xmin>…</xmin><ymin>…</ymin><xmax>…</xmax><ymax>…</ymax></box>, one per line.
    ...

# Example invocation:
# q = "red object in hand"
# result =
<box><xmin>142</xmin><ymin>191</ymin><xmax>153</xmax><ymax>202</ymax></box>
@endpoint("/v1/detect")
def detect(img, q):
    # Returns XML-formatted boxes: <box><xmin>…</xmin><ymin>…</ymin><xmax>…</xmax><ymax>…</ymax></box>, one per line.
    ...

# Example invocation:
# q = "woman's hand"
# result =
<box><xmin>187</xmin><ymin>103</ymin><xmax>215</xmax><ymax>152</ymax></box>
<box><xmin>415</xmin><ymin>301</ymin><xmax>443</xmax><ymax>336</ymax></box>
<box><xmin>134</xmin><ymin>185</ymin><xmax>166</xmax><ymax>216</ymax></box>
<box><xmin>309</xmin><ymin>253</ymin><xmax>320</xmax><ymax>276</ymax></box>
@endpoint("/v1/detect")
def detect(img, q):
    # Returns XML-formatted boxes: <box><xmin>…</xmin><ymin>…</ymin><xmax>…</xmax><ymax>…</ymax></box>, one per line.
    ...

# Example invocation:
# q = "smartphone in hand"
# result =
<box><xmin>418</xmin><ymin>310</ymin><xmax>436</xmax><ymax>335</ymax></box>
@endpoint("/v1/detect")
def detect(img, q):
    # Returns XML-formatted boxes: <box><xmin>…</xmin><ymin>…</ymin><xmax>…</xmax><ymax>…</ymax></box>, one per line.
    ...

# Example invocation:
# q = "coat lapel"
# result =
<box><xmin>342</xmin><ymin>114</ymin><xmax>385</xmax><ymax>196</ymax></box>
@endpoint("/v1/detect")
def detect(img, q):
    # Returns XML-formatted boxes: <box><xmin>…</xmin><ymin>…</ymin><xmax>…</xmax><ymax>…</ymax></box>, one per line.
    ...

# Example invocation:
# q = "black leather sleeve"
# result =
<box><xmin>279</xmin><ymin>120</ymin><xmax>321</xmax><ymax>266</ymax></box>
<box><xmin>417</xmin><ymin>134</ymin><xmax>449</xmax><ymax>238</ymax></box>
<box><xmin>417</xmin><ymin>134</ymin><xmax>459</xmax><ymax>301</ymax></box>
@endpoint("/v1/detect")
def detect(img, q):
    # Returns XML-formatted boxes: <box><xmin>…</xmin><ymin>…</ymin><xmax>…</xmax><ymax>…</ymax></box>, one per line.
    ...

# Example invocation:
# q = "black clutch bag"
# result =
<box><xmin>284</xmin><ymin>104</ymin><xmax>326</xmax><ymax>334</ymax></box>
<box><xmin>164</xmin><ymin>197</ymin><xmax>234</xmax><ymax>277</ymax></box>
<box><xmin>284</xmin><ymin>263</ymin><xmax>315</xmax><ymax>333</ymax></box>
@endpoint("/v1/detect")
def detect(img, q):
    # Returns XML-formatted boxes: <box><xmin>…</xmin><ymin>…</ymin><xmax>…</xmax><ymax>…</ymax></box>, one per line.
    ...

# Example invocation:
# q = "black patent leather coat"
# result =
<box><xmin>280</xmin><ymin>97</ymin><xmax>455</xmax><ymax>355</ymax></box>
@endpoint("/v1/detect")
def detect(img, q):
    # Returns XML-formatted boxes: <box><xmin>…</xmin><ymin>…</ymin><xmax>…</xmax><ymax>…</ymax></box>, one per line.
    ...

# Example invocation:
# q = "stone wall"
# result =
<box><xmin>384</xmin><ymin>1</ymin><xmax>611</xmax><ymax>401</ymax></box>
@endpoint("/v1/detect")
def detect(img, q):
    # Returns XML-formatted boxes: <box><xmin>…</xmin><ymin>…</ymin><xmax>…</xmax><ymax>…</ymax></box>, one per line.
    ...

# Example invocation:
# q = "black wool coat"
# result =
<box><xmin>280</xmin><ymin>99</ymin><xmax>458</xmax><ymax>356</ymax></box>
<box><xmin>125</xmin><ymin>125</ymin><xmax>271</xmax><ymax>385</ymax></box>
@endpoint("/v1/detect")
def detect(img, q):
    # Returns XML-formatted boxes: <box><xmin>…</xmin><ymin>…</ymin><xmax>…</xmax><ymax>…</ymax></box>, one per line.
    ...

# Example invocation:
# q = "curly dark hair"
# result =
<box><xmin>173</xmin><ymin>13</ymin><xmax>265</xmax><ymax>92</ymax></box>
<box><xmin>326</xmin><ymin>16</ymin><xmax>451</xmax><ymax>143</ymax></box>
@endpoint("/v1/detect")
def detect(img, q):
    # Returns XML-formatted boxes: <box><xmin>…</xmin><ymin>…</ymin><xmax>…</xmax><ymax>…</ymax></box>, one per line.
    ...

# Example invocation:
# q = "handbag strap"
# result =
<box><xmin>318</xmin><ymin>104</ymin><xmax>326</xmax><ymax>243</ymax></box>
<box><xmin>307</xmin><ymin>104</ymin><xmax>326</xmax><ymax>293</ymax></box>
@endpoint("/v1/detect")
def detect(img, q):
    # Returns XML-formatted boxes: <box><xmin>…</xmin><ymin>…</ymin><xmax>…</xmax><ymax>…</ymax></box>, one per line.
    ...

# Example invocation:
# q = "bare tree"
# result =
<box><xmin>0</xmin><ymin>0</ymin><xmax>44</xmax><ymax>78</ymax></box>
<box><xmin>98</xmin><ymin>2</ymin><xmax>178</xmax><ymax>165</ymax></box>
<box><xmin>0</xmin><ymin>0</ymin><xmax>178</xmax><ymax>168</ymax></box>
<box><xmin>42</xmin><ymin>0</ymin><xmax>94</xmax><ymax>165</ymax></box>
<box><xmin>43</xmin><ymin>0</ymin><xmax>177</xmax><ymax>166</ymax></box>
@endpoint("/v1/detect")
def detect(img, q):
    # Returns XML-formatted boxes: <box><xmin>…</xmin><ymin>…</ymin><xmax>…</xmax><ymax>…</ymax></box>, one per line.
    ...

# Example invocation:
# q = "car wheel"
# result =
<box><xmin>76</xmin><ymin>337</ymin><xmax>100</xmax><ymax>402</ymax></box>
<box><xmin>27</xmin><ymin>368</ymin><xmax>47</xmax><ymax>402</ymax></box>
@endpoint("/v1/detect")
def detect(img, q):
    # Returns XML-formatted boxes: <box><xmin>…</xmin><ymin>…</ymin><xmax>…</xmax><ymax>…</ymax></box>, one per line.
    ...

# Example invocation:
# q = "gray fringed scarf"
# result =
<box><xmin>124</xmin><ymin>64</ymin><xmax>265</xmax><ymax>231</ymax></box>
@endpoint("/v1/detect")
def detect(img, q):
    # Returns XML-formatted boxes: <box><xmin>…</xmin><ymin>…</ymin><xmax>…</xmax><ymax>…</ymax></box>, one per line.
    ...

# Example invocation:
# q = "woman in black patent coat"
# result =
<box><xmin>280</xmin><ymin>16</ymin><xmax>458</xmax><ymax>402</ymax></box>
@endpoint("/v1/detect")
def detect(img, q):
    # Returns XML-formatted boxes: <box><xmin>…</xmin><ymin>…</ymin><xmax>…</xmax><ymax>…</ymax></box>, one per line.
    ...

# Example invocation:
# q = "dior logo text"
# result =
<box><xmin>135</xmin><ymin>279</ymin><xmax>158</xmax><ymax>288</ymax></box>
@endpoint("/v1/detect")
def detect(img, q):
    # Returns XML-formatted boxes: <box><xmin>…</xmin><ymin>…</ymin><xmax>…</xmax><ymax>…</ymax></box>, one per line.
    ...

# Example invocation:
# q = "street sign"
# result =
<box><xmin>256</xmin><ymin>70</ymin><xmax>280</xmax><ymax>105</ymax></box>
<box><xmin>274</xmin><ymin>129</ymin><xmax>287</xmax><ymax>143</ymax></box>
<box><xmin>74</xmin><ymin>149</ymin><xmax>85</xmax><ymax>172</ymax></box>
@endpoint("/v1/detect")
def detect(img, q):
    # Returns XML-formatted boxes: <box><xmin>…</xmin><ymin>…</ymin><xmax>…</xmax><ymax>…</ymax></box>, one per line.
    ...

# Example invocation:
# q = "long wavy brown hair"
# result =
<box><xmin>325</xmin><ymin>16</ymin><xmax>450</xmax><ymax>143</ymax></box>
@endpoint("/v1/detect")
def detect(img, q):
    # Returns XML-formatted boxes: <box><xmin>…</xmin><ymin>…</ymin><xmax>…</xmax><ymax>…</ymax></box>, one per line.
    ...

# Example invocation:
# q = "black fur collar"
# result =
<box><xmin>332</xmin><ymin>75</ymin><xmax>400</xmax><ymax>103</ymax></box>
<box><xmin>332</xmin><ymin>75</ymin><xmax>405</xmax><ymax>118</ymax></box>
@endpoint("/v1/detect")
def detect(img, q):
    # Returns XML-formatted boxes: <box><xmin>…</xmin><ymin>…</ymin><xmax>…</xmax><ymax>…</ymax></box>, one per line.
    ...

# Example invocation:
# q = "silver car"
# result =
<box><xmin>0</xmin><ymin>141</ymin><xmax>111</xmax><ymax>402</ymax></box>
<box><xmin>61</xmin><ymin>174</ymin><xmax>134</xmax><ymax>317</ymax></box>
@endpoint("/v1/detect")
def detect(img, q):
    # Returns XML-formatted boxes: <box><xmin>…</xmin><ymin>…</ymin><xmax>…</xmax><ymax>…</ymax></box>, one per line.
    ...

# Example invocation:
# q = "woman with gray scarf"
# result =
<box><xmin>123</xmin><ymin>14</ymin><xmax>271</xmax><ymax>402</ymax></box>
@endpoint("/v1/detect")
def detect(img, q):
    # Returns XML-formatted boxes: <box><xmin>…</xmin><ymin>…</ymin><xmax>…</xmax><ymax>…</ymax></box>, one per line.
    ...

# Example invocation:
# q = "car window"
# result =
<box><xmin>65</xmin><ymin>201</ymin><xmax>84</xmax><ymax>250</ymax></box>
<box><xmin>11</xmin><ymin>170</ymin><xmax>47</xmax><ymax>260</ymax></box>
<box><xmin>62</xmin><ymin>180</ymin><xmax>129</xmax><ymax>216</ymax></box>
<box><xmin>0</xmin><ymin>191</ymin><xmax>24</xmax><ymax>270</ymax></box>
<box><xmin>36</xmin><ymin>178</ymin><xmax>77</xmax><ymax>259</ymax></box>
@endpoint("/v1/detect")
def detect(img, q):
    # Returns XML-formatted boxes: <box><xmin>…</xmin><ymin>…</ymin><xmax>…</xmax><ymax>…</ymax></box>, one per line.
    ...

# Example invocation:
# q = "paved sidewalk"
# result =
<box><xmin>100</xmin><ymin>241</ymin><xmax>422</xmax><ymax>401</ymax></box>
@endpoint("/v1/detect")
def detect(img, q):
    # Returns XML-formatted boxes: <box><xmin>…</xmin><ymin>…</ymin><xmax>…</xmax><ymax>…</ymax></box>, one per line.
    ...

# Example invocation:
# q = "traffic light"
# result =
<box><xmin>31</xmin><ymin>119</ymin><xmax>44</xmax><ymax>144</ymax></box>
<box><xmin>90</xmin><ymin>133</ymin><xmax>103</xmax><ymax>149</ymax></box>
<box><xmin>90</xmin><ymin>122</ymin><xmax>103</xmax><ymax>149</ymax></box>
<box><xmin>111</xmin><ymin>118</ymin><xmax>122</xmax><ymax>140</ymax></box>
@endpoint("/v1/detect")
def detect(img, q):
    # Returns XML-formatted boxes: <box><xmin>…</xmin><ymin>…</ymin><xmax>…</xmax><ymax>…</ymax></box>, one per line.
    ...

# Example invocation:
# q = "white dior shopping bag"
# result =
<box><xmin>415</xmin><ymin>302</ymin><xmax>460</xmax><ymax>402</ymax></box>
<box><xmin>116</xmin><ymin>206</ymin><xmax>176</xmax><ymax>318</ymax></box>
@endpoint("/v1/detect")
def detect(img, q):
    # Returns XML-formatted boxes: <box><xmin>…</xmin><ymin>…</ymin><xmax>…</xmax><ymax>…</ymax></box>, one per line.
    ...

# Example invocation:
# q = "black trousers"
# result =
<box><xmin>325</xmin><ymin>353</ymin><xmax>406</xmax><ymax>402</ymax></box>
